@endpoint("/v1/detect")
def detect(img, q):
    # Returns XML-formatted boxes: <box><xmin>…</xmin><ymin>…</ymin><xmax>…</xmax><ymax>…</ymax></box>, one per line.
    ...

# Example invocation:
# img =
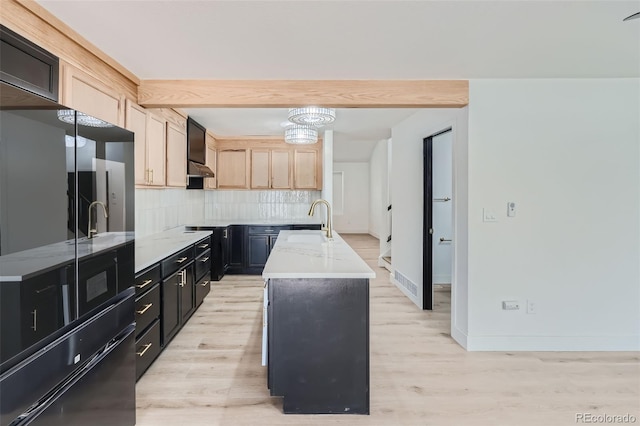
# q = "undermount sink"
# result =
<box><xmin>285</xmin><ymin>233</ymin><xmax>327</xmax><ymax>244</ymax></box>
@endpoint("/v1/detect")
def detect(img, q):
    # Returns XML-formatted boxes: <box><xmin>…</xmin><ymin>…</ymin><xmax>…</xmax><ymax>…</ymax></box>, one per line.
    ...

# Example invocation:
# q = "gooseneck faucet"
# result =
<box><xmin>308</xmin><ymin>199</ymin><xmax>333</xmax><ymax>240</ymax></box>
<box><xmin>88</xmin><ymin>201</ymin><xmax>108</xmax><ymax>239</ymax></box>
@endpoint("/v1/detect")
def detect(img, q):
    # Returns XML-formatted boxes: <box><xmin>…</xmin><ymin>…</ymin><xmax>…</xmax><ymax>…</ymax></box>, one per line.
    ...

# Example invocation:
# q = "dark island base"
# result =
<box><xmin>267</xmin><ymin>278</ymin><xmax>370</xmax><ymax>415</ymax></box>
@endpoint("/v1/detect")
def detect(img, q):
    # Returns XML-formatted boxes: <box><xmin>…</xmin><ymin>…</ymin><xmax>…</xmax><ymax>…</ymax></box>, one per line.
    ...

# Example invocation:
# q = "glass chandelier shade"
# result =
<box><xmin>57</xmin><ymin>110</ymin><xmax>114</xmax><ymax>128</ymax></box>
<box><xmin>284</xmin><ymin>124</ymin><xmax>318</xmax><ymax>145</ymax></box>
<box><xmin>288</xmin><ymin>107</ymin><xmax>336</xmax><ymax>126</ymax></box>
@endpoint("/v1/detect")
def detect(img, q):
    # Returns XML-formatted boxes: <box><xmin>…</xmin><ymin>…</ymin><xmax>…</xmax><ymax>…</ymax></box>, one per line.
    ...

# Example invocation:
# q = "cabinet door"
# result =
<box><xmin>294</xmin><ymin>149</ymin><xmax>320</xmax><ymax>189</ymax></box>
<box><xmin>247</xmin><ymin>235</ymin><xmax>270</xmax><ymax>268</ymax></box>
<box><xmin>166</xmin><ymin>122</ymin><xmax>187</xmax><ymax>187</ymax></box>
<box><xmin>162</xmin><ymin>272</ymin><xmax>180</xmax><ymax>345</ymax></box>
<box><xmin>228</xmin><ymin>225</ymin><xmax>244</xmax><ymax>270</ymax></box>
<box><xmin>251</xmin><ymin>149</ymin><xmax>270</xmax><ymax>189</ymax></box>
<box><xmin>269</xmin><ymin>235</ymin><xmax>278</xmax><ymax>252</ymax></box>
<box><xmin>125</xmin><ymin>100</ymin><xmax>148</xmax><ymax>185</ymax></box>
<box><xmin>205</xmin><ymin>134</ymin><xmax>217</xmax><ymax>189</ymax></box>
<box><xmin>217</xmin><ymin>150</ymin><xmax>249</xmax><ymax>189</ymax></box>
<box><xmin>251</xmin><ymin>149</ymin><xmax>271</xmax><ymax>189</ymax></box>
<box><xmin>146</xmin><ymin>113</ymin><xmax>166</xmax><ymax>186</ymax></box>
<box><xmin>21</xmin><ymin>272</ymin><xmax>63</xmax><ymax>350</ymax></box>
<box><xmin>60</xmin><ymin>62</ymin><xmax>124</xmax><ymax>127</ymax></box>
<box><xmin>180</xmin><ymin>265</ymin><xmax>195</xmax><ymax>322</ymax></box>
<box><xmin>271</xmin><ymin>150</ymin><xmax>292</xmax><ymax>189</ymax></box>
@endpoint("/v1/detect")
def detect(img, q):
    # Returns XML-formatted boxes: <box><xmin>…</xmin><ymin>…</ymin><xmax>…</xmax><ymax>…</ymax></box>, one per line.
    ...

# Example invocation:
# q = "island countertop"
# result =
<box><xmin>262</xmin><ymin>230</ymin><xmax>376</xmax><ymax>279</ymax></box>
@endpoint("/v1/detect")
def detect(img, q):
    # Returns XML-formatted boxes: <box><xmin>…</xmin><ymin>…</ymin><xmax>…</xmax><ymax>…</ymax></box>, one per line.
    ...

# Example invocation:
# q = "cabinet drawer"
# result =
<box><xmin>135</xmin><ymin>283</ymin><xmax>160</xmax><ymax>337</ymax></box>
<box><xmin>135</xmin><ymin>264</ymin><xmax>161</xmax><ymax>296</ymax></box>
<box><xmin>195</xmin><ymin>274</ymin><xmax>211</xmax><ymax>307</ymax></box>
<box><xmin>162</xmin><ymin>246</ymin><xmax>194</xmax><ymax>278</ymax></box>
<box><xmin>135</xmin><ymin>319</ymin><xmax>161</xmax><ymax>381</ymax></box>
<box><xmin>195</xmin><ymin>236</ymin><xmax>211</xmax><ymax>258</ymax></box>
<box><xmin>195</xmin><ymin>250</ymin><xmax>211</xmax><ymax>281</ymax></box>
<box><xmin>247</xmin><ymin>225</ymin><xmax>291</xmax><ymax>235</ymax></box>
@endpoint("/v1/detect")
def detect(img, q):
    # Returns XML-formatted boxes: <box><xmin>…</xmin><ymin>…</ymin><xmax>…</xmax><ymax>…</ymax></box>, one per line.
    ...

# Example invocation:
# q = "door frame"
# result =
<box><xmin>423</xmin><ymin>128</ymin><xmax>451</xmax><ymax>310</ymax></box>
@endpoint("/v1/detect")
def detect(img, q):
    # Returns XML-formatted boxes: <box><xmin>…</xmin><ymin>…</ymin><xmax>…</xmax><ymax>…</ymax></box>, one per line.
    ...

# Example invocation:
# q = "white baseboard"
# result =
<box><xmin>450</xmin><ymin>325</ymin><xmax>468</xmax><ymax>350</ymax></box>
<box><xmin>465</xmin><ymin>334</ymin><xmax>640</xmax><ymax>351</ymax></box>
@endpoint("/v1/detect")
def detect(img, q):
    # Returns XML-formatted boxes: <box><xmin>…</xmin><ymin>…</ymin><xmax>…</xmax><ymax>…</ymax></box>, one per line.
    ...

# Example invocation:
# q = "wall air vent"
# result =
<box><xmin>394</xmin><ymin>270</ymin><xmax>418</xmax><ymax>296</ymax></box>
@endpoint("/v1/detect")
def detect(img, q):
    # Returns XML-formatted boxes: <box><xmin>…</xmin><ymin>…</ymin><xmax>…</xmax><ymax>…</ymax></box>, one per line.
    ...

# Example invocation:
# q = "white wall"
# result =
<box><xmin>391</xmin><ymin>109</ymin><xmax>468</xmax><ymax>312</ymax></box>
<box><xmin>332</xmin><ymin>162</ymin><xmax>370</xmax><ymax>233</ymax></box>
<box><xmin>369</xmin><ymin>139</ymin><xmax>388</xmax><ymax>239</ymax></box>
<box><xmin>465</xmin><ymin>79</ymin><xmax>639</xmax><ymax>351</ymax></box>
<box><xmin>392</xmin><ymin>79</ymin><xmax>640</xmax><ymax>351</ymax></box>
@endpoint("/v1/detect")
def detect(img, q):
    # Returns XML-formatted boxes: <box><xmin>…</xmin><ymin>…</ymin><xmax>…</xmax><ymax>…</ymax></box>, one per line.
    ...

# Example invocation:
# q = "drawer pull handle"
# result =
<box><xmin>264</xmin><ymin>229</ymin><xmax>274</xmax><ymax>232</ymax></box>
<box><xmin>136</xmin><ymin>303</ymin><xmax>153</xmax><ymax>315</ymax></box>
<box><xmin>136</xmin><ymin>343</ymin><xmax>153</xmax><ymax>357</ymax></box>
<box><xmin>31</xmin><ymin>309</ymin><xmax>37</xmax><ymax>332</ymax></box>
<box><xmin>198</xmin><ymin>243</ymin><xmax>209</xmax><ymax>249</ymax></box>
<box><xmin>199</xmin><ymin>256</ymin><xmax>210</xmax><ymax>263</ymax></box>
<box><xmin>136</xmin><ymin>279</ymin><xmax>153</xmax><ymax>289</ymax></box>
<box><xmin>201</xmin><ymin>281</ymin><xmax>209</xmax><ymax>287</ymax></box>
<box><xmin>176</xmin><ymin>257</ymin><xmax>188</xmax><ymax>264</ymax></box>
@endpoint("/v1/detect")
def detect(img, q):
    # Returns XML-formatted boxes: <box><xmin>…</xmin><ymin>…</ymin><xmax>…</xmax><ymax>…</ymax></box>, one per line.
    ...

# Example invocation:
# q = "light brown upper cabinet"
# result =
<box><xmin>250</xmin><ymin>149</ymin><xmax>270</xmax><ymax>189</ymax></box>
<box><xmin>165</xmin><ymin>122</ymin><xmax>187</xmax><ymax>187</ymax></box>
<box><xmin>294</xmin><ymin>149</ymin><xmax>322</xmax><ymax>189</ymax></box>
<box><xmin>125</xmin><ymin>100</ymin><xmax>148</xmax><ymax>186</ymax></box>
<box><xmin>271</xmin><ymin>150</ymin><xmax>292</xmax><ymax>189</ymax></box>
<box><xmin>250</xmin><ymin>149</ymin><xmax>293</xmax><ymax>190</ymax></box>
<box><xmin>217</xmin><ymin>149</ymin><xmax>249</xmax><ymax>189</ymax></box>
<box><xmin>60</xmin><ymin>60</ymin><xmax>125</xmax><ymax>127</ymax></box>
<box><xmin>126</xmin><ymin>100</ymin><xmax>166</xmax><ymax>187</ymax></box>
<box><xmin>205</xmin><ymin>132</ymin><xmax>217</xmax><ymax>189</ymax></box>
<box><xmin>145</xmin><ymin>112</ymin><xmax>167</xmax><ymax>186</ymax></box>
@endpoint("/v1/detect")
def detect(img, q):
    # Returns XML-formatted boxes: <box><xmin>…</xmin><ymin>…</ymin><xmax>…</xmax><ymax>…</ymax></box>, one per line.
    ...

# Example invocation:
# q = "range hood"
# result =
<box><xmin>188</xmin><ymin>160</ymin><xmax>214</xmax><ymax>178</ymax></box>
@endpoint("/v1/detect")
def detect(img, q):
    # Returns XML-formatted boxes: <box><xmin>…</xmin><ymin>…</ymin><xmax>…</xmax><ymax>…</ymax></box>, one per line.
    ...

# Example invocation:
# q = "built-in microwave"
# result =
<box><xmin>75</xmin><ymin>250</ymin><xmax>119</xmax><ymax>318</ymax></box>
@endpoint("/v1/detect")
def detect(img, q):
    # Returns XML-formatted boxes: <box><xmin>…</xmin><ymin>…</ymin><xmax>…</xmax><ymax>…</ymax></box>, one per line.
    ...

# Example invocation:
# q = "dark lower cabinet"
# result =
<box><xmin>136</xmin><ymin>235</ymin><xmax>212</xmax><ymax>381</ymax></box>
<box><xmin>247</xmin><ymin>234</ymin><xmax>270</xmax><ymax>269</ymax></box>
<box><xmin>228</xmin><ymin>225</ymin><xmax>245</xmax><ymax>273</ymax></box>
<box><xmin>161</xmin><ymin>270</ymin><xmax>181</xmax><ymax>345</ymax></box>
<box><xmin>268</xmin><ymin>278</ymin><xmax>370</xmax><ymax>415</ymax></box>
<box><xmin>180</xmin><ymin>264</ymin><xmax>195</xmax><ymax>323</ymax></box>
<box><xmin>135</xmin><ymin>319</ymin><xmax>161</xmax><ymax>380</ymax></box>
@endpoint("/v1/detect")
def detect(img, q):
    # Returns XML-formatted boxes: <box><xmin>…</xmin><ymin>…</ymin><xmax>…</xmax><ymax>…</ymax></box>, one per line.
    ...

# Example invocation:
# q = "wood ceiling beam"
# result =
<box><xmin>138</xmin><ymin>80</ymin><xmax>468</xmax><ymax>108</ymax></box>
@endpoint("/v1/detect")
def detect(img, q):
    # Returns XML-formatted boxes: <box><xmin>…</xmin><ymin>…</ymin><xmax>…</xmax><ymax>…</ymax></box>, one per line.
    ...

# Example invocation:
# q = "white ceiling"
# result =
<box><xmin>37</xmin><ymin>0</ymin><xmax>640</xmax><ymax>161</ymax></box>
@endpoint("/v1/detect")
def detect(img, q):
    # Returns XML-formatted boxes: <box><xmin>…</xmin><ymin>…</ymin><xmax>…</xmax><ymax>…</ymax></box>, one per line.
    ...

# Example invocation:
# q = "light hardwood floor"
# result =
<box><xmin>136</xmin><ymin>234</ymin><xmax>639</xmax><ymax>425</ymax></box>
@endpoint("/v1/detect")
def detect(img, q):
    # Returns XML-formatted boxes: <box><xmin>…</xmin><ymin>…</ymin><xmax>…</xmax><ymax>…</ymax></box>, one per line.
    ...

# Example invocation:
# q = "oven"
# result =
<box><xmin>76</xmin><ymin>250</ymin><xmax>119</xmax><ymax>318</ymax></box>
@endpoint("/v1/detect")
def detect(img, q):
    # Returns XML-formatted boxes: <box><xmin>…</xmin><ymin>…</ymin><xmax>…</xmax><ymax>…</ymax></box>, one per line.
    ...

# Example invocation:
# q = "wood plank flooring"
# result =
<box><xmin>136</xmin><ymin>234</ymin><xmax>640</xmax><ymax>425</ymax></box>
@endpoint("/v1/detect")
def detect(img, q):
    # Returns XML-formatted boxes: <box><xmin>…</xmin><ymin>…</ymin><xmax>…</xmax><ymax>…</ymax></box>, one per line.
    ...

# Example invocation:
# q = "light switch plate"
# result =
<box><xmin>483</xmin><ymin>208</ymin><xmax>497</xmax><ymax>222</ymax></box>
<box><xmin>507</xmin><ymin>202</ymin><xmax>516</xmax><ymax>217</ymax></box>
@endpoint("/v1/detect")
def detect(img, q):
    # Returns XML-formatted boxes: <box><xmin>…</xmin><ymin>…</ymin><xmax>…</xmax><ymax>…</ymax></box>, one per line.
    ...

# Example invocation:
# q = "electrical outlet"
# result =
<box><xmin>483</xmin><ymin>208</ymin><xmax>497</xmax><ymax>222</ymax></box>
<box><xmin>527</xmin><ymin>300</ymin><xmax>537</xmax><ymax>314</ymax></box>
<box><xmin>502</xmin><ymin>301</ymin><xmax>520</xmax><ymax>311</ymax></box>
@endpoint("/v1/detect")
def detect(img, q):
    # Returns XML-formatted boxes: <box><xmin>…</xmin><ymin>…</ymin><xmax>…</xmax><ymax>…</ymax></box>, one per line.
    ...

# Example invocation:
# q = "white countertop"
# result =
<box><xmin>262</xmin><ymin>230</ymin><xmax>376</xmax><ymax>279</ymax></box>
<box><xmin>135</xmin><ymin>228</ymin><xmax>213</xmax><ymax>272</ymax></box>
<box><xmin>186</xmin><ymin>218</ymin><xmax>322</xmax><ymax>228</ymax></box>
<box><xmin>0</xmin><ymin>232</ymin><xmax>134</xmax><ymax>282</ymax></box>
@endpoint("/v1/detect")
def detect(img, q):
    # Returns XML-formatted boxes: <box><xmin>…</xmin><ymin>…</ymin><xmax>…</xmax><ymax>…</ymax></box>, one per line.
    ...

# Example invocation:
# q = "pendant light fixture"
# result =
<box><xmin>284</xmin><ymin>124</ymin><xmax>318</xmax><ymax>145</ymax></box>
<box><xmin>57</xmin><ymin>110</ymin><xmax>114</xmax><ymax>128</ymax></box>
<box><xmin>288</xmin><ymin>107</ymin><xmax>336</xmax><ymax>126</ymax></box>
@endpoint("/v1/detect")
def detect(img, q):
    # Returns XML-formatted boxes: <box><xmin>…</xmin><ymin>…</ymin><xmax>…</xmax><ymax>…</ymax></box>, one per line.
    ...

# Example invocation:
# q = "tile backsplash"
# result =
<box><xmin>135</xmin><ymin>189</ymin><xmax>320</xmax><ymax>238</ymax></box>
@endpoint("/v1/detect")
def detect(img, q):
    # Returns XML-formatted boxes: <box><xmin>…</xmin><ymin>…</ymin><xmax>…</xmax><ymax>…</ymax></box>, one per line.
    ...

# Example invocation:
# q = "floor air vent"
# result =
<box><xmin>394</xmin><ymin>270</ymin><xmax>418</xmax><ymax>296</ymax></box>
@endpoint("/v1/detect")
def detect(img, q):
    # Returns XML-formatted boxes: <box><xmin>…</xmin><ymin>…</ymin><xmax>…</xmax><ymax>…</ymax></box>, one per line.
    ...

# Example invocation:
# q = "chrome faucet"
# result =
<box><xmin>88</xmin><ymin>201</ymin><xmax>108</xmax><ymax>239</ymax></box>
<box><xmin>308</xmin><ymin>199</ymin><xmax>333</xmax><ymax>240</ymax></box>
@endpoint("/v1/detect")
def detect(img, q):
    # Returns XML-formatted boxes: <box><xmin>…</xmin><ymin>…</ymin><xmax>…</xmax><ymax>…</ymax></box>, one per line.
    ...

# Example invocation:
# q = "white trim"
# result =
<box><xmin>450</xmin><ymin>324</ymin><xmax>468</xmax><ymax>349</ymax></box>
<box><xmin>391</xmin><ymin>274</ymin><xmax>421</xmax><ymax>309</ymax></box>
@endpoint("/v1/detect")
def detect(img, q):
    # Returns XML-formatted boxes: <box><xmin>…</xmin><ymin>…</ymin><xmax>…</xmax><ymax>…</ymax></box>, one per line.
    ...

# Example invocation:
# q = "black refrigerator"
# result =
<box><xmin>0</xmin><ymin>25</ymin><xmax>137</xmax><ymax>425</ymax></box>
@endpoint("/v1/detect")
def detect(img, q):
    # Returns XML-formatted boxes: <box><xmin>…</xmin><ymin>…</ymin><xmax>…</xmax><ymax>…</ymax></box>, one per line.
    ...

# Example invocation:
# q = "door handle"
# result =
<box><xmin>176</xmin><ymin>257</ymin><xmax>188</xmax><ymax>264</ymax></box>
<box><xmin>31</xmin><ymin>309</ymin><xmax>37</xmax><ymax>332</ymax></box>
<box><xmin>136</xmin><ymin>343</ymin><xmax>153</xmax><ymax>357</ymax></box>
<box><xmin>136</xmin><ymin>279</ymin><xmax>153</xmax><ymax>289</ymax></box>
<box><xmin>136</xmin><ymin>303</ymin><xmax>153</xmax><ymax>315</ymax></box>
<box><xmin>439</xmin><ymin>237</ymin><xmax>452</xmax><ymax>242</ymax></box>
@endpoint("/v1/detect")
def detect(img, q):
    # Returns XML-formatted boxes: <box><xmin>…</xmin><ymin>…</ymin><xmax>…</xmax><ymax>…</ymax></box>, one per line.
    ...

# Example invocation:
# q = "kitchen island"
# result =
<box><xmin>262</xmin><ymin>230</ymin><xmax>375</xmax><ymax>415</ymax></box>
